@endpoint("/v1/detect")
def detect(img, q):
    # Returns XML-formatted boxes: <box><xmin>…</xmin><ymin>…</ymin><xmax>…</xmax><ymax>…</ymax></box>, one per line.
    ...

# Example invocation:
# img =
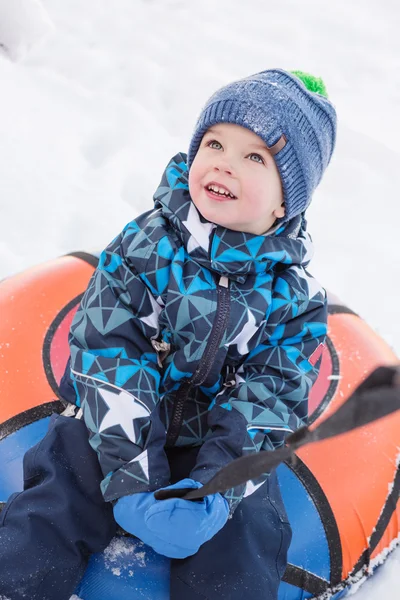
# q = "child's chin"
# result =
<box><xmin>211</xmin><ymin>217</ymin><xmax>241</xmax><ymax>231</ymax></box>
<box><xmin>194</xmin><ymin>202</ymin><xmax>240</xmax><ymax>230</ymax></box>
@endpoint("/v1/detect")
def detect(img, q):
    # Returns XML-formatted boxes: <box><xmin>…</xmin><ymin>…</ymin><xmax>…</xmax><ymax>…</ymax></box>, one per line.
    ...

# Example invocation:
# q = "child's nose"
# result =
<box><xmin>213</xmin><ymin>159</ymin><xmax>234</xmax><ymax>175</ymax></box>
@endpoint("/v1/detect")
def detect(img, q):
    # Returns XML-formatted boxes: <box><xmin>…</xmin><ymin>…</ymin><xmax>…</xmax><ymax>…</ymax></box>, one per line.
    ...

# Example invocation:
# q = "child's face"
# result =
<box><xmin>188</xmin><ymin>123</ymin><xmax>285</xmax><ymax>235</ymax></box>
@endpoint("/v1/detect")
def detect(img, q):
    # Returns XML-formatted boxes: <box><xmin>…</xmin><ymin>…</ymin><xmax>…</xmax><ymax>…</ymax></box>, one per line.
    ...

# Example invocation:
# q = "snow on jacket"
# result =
<box><xmin>60</xmin><ymin>152</ymin><xmax>327</xmax><ymax>513</ymax></box>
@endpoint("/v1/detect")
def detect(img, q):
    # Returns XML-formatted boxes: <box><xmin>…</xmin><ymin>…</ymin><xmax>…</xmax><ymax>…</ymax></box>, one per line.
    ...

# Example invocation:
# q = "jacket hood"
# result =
<box><xmin>153</xmin><ymin>153</ymin><xmax>314</xmax><ymax>282</ymax></box>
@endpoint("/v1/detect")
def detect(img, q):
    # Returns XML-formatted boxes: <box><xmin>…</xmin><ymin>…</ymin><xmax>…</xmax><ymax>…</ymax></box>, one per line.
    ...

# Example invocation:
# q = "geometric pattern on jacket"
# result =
<box><xmin>61</xmin><ymin>152</ymin><xmax>328</xmax><ymax>513</ymax></box>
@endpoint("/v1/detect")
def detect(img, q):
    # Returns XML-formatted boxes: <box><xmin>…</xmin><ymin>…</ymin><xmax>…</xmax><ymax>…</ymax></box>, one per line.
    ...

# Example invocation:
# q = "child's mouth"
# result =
<box><xmin>204</xmin><ymin>187</ymin><xmax>237</xmax><ymax>201</ymax></box>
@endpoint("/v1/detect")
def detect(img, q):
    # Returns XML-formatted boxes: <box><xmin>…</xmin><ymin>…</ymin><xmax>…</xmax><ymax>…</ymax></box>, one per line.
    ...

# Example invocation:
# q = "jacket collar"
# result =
<box><xmin>153</xmin><ymin>153</ymin><xmax>314</xmax><ymax>282</ymax></box>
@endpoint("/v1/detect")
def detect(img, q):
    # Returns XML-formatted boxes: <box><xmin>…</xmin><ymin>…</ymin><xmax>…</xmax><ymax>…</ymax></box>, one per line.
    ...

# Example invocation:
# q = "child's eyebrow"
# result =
<box><xmin>248</xmin><ymin>143</ymin><xmax>270</xmax><ymax>153</ymax></box>
<box><xmin>205</xmin><ymin>128</ymin><xmax>270</xmax><ymax>153</ymax></box>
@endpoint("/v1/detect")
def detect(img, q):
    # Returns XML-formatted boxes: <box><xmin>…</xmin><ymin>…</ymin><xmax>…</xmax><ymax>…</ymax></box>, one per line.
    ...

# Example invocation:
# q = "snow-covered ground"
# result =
<box><xmin>0</xmin><ymin>0</ymin><xmax>399</xmax><ymax>597</ymax></box>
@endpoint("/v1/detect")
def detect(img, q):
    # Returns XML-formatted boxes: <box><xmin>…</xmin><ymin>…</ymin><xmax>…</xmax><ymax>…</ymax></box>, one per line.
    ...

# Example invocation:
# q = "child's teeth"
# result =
<box><xmin>208</xmin><ymin>185</ymin><xmax>233</xmax><ymax>197</ymax></box>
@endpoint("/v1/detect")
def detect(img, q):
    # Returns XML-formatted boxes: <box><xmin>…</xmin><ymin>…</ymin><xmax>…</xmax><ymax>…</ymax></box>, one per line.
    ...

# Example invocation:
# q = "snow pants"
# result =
<box><xmin>0</xmin><ymin>414</ymin><xmax>292</xmax><ymax>600</ymax></box>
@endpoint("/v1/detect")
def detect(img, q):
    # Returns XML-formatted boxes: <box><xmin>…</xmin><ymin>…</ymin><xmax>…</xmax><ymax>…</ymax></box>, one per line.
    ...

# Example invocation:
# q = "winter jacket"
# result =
<box><xmin>60</xmin><ymin>152</ymin><xmax>327</xmax><ymax>513</ymax></box>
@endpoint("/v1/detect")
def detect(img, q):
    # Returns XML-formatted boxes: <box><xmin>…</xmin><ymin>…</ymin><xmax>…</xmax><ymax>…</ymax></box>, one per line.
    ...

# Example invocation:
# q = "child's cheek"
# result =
<box><xmin>188</xmin><ymin>175</ymin><xmax>197</xmax><ymax>200</ymax></box>
<box><xmin>188</xmin><ymin>167</ymin><xmax>201</xmax><ymax>197</ymax></box>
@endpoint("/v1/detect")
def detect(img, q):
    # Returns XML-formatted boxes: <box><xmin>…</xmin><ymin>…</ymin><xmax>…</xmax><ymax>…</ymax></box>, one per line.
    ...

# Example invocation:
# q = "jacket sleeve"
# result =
<box><xmin>63</xmin><ymin>227</ymin><xmax>170</xmax><ymax>502</ymax></box>
<box><xmin>190</xmin><ymin>284</ymin><xmax>328</xmax><ymax>514</ymax></box>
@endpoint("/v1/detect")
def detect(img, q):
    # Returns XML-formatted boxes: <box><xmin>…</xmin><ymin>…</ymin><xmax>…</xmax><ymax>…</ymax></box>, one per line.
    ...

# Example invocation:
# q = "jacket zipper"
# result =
<box><xmin>165</xmin><ymin>274</ymin><xmax>231</xmax><ymax>447</ymax></box>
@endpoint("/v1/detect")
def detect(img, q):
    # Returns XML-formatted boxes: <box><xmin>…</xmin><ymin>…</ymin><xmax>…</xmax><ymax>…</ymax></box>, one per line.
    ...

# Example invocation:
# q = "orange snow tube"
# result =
<box><xmin>0</xmin><ymin>252</ymin><xmax>97</xmax><ymax>424</ymax></box>
<box><xmin>0</xmin><ymin>252</ymin><xmax>399</xmax><ymax>599</ymax></box>
<box><xmin>302</xmin><ymin>295</ymin><xmax>399</xmax><ymax>586</ymax></box>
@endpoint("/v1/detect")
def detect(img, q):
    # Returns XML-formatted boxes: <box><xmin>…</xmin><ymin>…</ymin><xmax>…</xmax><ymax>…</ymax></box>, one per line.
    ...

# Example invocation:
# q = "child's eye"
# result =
<box><xmin>205</xmin><ymin>140</ymin><xmax>265</xmax><ymax>165</ymax></box>
<box><xmin>207</xmin><ymin>139</ymin><xmax>222</xmax><ymax>150</ymax></box>
<box><xmin>248</xmin><ymin>153</ymin><xmax>265</xmax><ymax>164</ymax></box>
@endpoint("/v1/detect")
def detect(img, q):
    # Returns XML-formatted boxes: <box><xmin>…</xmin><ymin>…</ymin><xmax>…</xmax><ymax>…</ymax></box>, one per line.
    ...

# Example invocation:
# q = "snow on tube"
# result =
<box><xmin>0</xmin><ymin>251</ymin><xmax>399</xmax><ymax>600</ymax></box>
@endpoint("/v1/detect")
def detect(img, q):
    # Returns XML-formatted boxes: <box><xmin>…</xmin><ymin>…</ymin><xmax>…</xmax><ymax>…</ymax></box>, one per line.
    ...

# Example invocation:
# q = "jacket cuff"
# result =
<box><xmin>190</xmin><ymin>464</ymin><xmax>246</xmax><ymax>515</ymax></box>
<box><xmin>101</xmin><ymin>447</ymin><xmax>171</xmax><ymax>502</ymax></box>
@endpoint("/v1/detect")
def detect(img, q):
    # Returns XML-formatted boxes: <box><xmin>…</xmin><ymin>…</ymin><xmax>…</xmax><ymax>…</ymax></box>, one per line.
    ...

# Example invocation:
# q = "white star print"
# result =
<box><xmin>301</xmin><ymin>230</ymin><xmax>315</xmax><ymax>264</ymax></box>
<box><xmin>98</xmin><ymin>388</ymin><xmax>151</xmax><ymax>445</ymax></box>
<box><xmin>139</xmin><ymin>292</ymin><xmax>162</xmax><ymax>333</ymax></box>
<box><xmin>128</xmin><ymin>450</ymin><xmax>149</xmax><ymax>481</ymax></box>
<box><xmin>290</xmin><ymin>265</ymin><xmax>323</xmax><ymax>300</ymax></box>
<box><xmin>243</xmin><ymin>480</ymin><xmax>265</xmax><ymax>498</ymax></box>
<box><xmin>228</xmin><ymin>309</ymin><xmax>262</xmax><ymax>355</ymax></box>
<box><xmin>182</xmin><ymin>202</ymin><xmax>215</xmax><ymax>253</ymax></box>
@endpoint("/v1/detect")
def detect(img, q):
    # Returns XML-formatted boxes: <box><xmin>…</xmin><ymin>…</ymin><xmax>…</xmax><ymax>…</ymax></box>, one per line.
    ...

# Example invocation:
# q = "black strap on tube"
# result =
<box><xmin>155</xmin><ymin>365</ymin><xmax>400</xmax><ymax>501</ymax></box>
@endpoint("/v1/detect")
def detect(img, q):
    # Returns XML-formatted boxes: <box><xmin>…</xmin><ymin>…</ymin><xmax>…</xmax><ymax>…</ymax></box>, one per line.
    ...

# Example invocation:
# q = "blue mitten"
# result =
<box><xmin>113</xmin><ymin>486</ymin><xmax>200</xmax><ymax>557</ymax></box>
<box><xmin>113</xmin><ymin>479</ymin><xmax>229</xmax><ymax>559</ymax></box>
<box><xmin>113</xmin><ymin>490</ymin><xmax>159</xmax><ymax>549</ymax></box>
<box><xmin>144</xmin><ymin>478</ymin><xmax>229</xmax><ymax>558</ymax></box>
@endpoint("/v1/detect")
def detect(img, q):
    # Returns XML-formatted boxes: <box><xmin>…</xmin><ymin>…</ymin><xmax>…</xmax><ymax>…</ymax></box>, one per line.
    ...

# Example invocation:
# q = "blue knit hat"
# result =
<box><xmin>187</xmin><ymin>68</ymin><xmax>337</xmax><ymax>222</ymax></box>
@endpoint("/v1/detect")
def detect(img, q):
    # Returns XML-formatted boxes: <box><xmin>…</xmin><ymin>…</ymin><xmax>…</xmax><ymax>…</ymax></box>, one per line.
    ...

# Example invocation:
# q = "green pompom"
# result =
<box><xmin>289</xmin><ymin>70</ymin><xmax>329</xmax><ymax>98</ymax></box>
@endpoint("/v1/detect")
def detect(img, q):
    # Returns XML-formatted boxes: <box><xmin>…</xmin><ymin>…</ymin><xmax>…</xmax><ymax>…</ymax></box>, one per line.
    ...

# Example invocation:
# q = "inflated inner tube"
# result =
<box><xmin>0</xmin><ymin>252</ymin><xmax>398</xmax><ymax>599</ymax></box>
